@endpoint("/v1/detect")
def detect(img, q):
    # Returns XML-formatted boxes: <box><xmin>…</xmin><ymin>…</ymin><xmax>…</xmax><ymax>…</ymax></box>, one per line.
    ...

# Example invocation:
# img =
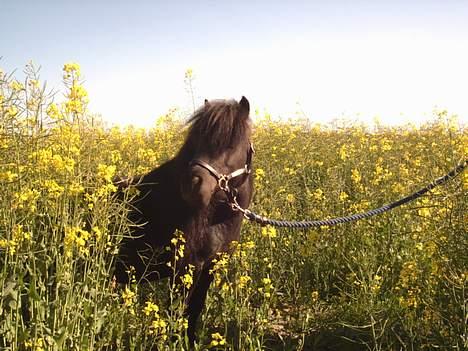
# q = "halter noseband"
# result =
<box><xmin>189</xmin><ymin>143</ymin><xmax>254</xmax><ymax>193</ymax></box>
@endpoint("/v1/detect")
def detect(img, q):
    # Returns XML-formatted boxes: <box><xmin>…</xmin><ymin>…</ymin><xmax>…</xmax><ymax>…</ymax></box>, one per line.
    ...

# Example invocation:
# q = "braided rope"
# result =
<box><xmin>234</xmin><ymin>160</ymin><xmax>467</xmax><ymax>228</ymax></box>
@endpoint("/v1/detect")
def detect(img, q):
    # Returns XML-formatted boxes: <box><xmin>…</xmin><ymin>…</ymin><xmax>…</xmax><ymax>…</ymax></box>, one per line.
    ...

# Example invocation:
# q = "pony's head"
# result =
<box><xmin>179</xmin><ymin>96</ymin><xmax>252</xmax><ymax>210</ymax></box>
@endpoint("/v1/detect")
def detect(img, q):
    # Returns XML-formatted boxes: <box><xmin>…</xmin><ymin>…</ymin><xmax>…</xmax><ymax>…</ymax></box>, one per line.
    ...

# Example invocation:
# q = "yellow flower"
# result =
<box><xmin>210</xmin><ymin>332</ymin><xmax>226</xmax><ymax>347</ymax></box>
<box><xmin>381</xmin><ymin>139</ymin><xmax>392</xmax><ymax>151</ymax></box>
<box><xmin>339</xmin><ymin>191</ymin><xmax>349</xmax><ymax>202</ymax></box>
<box><xmin>0</xmin><ymin>171</ymin><xmax>18</xmax><ymax>182</ymax></box>
<box><xmin>370</xmin><ymin>274</ymin><xmax>382</xmax><ymax>294</ymax></box>
<box><xmin>149</xmin><ymin>318</ymin><xmax>168</xmax><ymax>335</ymax></box>
<box><xmin>261</xmin><ymin>225</ymin><xmax>277</xmax><ymax>238</ymax></box>
<box><xmin>69</xmin><ymin>83</ymin><xmax>88</xmax><ymax>100</ymax></box>
<box><xmin>180</xmin><ymin>264</ymin><xmax>194</xmax><ymax>289</ymax></box>
<box><xmin>97</xmin><ymin>164</ymin><xmax>116</xmax><ymax>183</ymax></box>
<box><xmin>13</xmin><ymin>224</ymin><xmax>32</xmax><ymax>242</ymax></box>
<box><xmin>184</xmin><ymin>68</ymin><xmax>193</xmax><ymax>80</ymax></box>
<box><xmin>28</xmin><ymin>79</ymin><xmax>40</xmax><ymax>88</ymax></box>
<box><xmin>121</xmin><ymin>287</ymin><xmax>136</xmax><ymax>307</ymax></box>
<box><xmin>69</xmin><ymin>181</ymin><xmax>84</xmax><ymax>195</ymax></box>
<box><xmin>64</xmin><ymin>226</ymin><xmax>91</xmax><ymax>257</ymax></box>
<box><xmin>313</xmin><ymin>188</ymin><xmax>324</xmax><ymax>201</ymax></box>
<box><xmin>42</xmin><ymin>179</ymin><xmax>65</xmax><ymax>198</ymax></box>
<box><xmin>351</xmin><ymin>169</ymin><xmax>361</xmax><ymax>183</ymax></box>
<box><xmin>255</xmin><ymin>168</ymin><xmax>265</xmax><ymax>181</ymax></box>
<box><xmin>417</xmin><ymin>197</ymin><xmax>431</xmax><ymax>217</ymax></box>
<box><xmin>6</xmin><ymin>105</ymin><xmax>18</xmax><ymax>117</ymax></box>
<box><xmin>46</xmin><ymin>103</ymin><xmax>62</xmax><ymax>120</ymax></box>
<box><xmin>339</xmin><ymin>144</ymin><xmax>348</xmax><ymax>160</ymax></box>
<box><xmin>63</xmin><ymin>62</ymin><xmax>81</xmax><ymax>77</ymax></box>
<box><xmin>9</xmin><ymin>80</ymin><xmax>24</xmax><ymax>91</ymax></box>
<box><xmin>143</xmin><ymin>301</ymin><xmax>159</xmax><ymax>316</ymax></box>
<box><xmin>286</xmin><ymin>193</ymin><xmax>295</xmax><ymax>203</ymax></box>
<box><xmin>13</xmin><ymin>189</ymin><xmax>40</xmax><ymax>212</ymax></box>
<box><xmin>238</xmin><ymin>275</ymin><xmax>251</xmax><ymax>289</ymax></box>
<box><xmin>258</xmin><ymin>276</ymin><xmax>273</xmax><ymax>298</ymax></box>
<box><xmin>25</xmin><ymin>337</ymin><xmax>44</xmax><ymax>351</ymax></box>
<box><xmin>65</xmin><ymin>99</ymin><xmax>85</xmax><ymax>114</ymax></box>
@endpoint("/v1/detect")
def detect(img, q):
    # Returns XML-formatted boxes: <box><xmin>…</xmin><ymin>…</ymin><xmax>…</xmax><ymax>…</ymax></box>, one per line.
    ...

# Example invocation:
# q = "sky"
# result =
<box><xmin>2</xmin><ymin>0</ymin><xmax>468</xmax><ymax>127</ymax></box>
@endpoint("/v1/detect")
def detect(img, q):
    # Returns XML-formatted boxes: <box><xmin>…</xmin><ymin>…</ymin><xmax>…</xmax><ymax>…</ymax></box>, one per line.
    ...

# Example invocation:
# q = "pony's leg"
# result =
<box><xmin>185</xmin><ymin>266</ymin><xmax>213</xmax><ymax>344</ymax></box>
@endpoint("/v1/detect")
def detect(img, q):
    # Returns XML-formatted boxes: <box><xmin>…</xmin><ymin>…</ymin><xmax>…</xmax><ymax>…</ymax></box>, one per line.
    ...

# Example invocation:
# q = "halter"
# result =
<box><xmin>189</xmin><ymin>143</ymin><xmax>254</xmax><ymax>194</ymax></box>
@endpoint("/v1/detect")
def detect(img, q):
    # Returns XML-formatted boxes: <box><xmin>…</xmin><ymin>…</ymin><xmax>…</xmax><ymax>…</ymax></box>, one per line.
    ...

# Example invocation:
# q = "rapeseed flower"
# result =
<box><xmin>63</xmin><ymin>62</ymin><xmax>81</xmax><ymax>77</ymax></box>
<box><xmin>0</xmin><ymin>171</ymin><xmax>18</xmax><ymax>182</ymax></box>
<box><xmin>6</xmin><ymin>105</ymin><xmax>18</xmax><ymax>117</ymax></box>
<box><xmin>351</xmin><ymin>169</ymin><xmax>361</xmax><ymax>183</ymax></box>
<box><xmin>255</xmin><ymin>168</ymin><xmax>265</xmax><ymax>181</ymax></box>
<box><xmin>339</xmin><ymin>191</ymin><xmax>349</xmax><ymax>202</ymax></box>
<box><xmin>121</xmin><ymin>287</ymin><xmax>136</xmax><ymax>307</ymax></box>
<box><xmin>9</xmin><ymin>80</ymin><xmax>24</xmax><ymax>91</ymax></box>
<box><xmin>238</xmin><ymin>275</ymin><xmax>251</xmax><ymax>289</ymax></box>
<box><xmin>24</xmin><ymin>337</ymin><xmax>45</xmax><ymax>351</ymax></box>
<box><xmin>210</xmin><ymin>332</ymin><xmax>226</xmax><ymax>347</ymax></box>
<box><xmin>143</xmin><ymin>301</ymin><xmax>159</xmax><ymax>316</ymax></box>
<box><xmin>180</xmin><ymin>264</ymin><xmax>194</xmax><ymax>289</ymax></box>
<box><xmin>258</xmin><ymin>276</ymin><xmax>273</xmax><ymax>298</ymax></box>
<box><xmin>46</xmin><ymin>103</ymin><xmax>62</xmax><ymax>120</ymax></box>
<box><xmin>261</xmin><ymin>225</ymin><xmax>277</xmax><ymax>238</ymax></box>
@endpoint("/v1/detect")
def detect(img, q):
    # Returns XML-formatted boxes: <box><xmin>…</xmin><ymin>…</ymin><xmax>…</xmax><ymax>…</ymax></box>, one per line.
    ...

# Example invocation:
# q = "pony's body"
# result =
<box><xmin>114</xmin><ymin>97</ymin><xmax>253</xmax><ymax>342</ymax></box>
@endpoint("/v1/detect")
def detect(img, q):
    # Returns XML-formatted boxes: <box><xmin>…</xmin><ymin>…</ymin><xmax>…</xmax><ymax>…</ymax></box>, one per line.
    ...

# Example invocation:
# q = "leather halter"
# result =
<box><xmin>189</xmin><ymin>143</ymin><xmax>254</xmax><ymax>193</ymax></box>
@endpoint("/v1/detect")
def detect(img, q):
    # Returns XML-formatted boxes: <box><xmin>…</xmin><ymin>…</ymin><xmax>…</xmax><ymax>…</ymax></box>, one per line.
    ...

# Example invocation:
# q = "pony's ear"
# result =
<box><xmin>204</xmin><ymin>99</ymin><xmax>210</xmax><ymax>107</ymax></box>
<box><xmin>239</xmin><ymin>96</ymin><xmax>250</xmax><ymax>117</ymax></box>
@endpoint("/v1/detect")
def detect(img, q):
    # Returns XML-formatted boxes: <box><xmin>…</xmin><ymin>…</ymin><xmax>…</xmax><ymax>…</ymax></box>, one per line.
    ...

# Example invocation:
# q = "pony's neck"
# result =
<box><xmin>143</xmin><ymin>157</ymin><xmax>180</xmax><ymax>188</ymax></box>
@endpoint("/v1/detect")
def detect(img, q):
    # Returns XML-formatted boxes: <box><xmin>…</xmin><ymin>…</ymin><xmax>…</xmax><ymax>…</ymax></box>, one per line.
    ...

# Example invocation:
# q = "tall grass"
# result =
<box><xmin>0</xmin><ymin>63</ymin><xmax>466</xmax><ymax>350</ymax></box>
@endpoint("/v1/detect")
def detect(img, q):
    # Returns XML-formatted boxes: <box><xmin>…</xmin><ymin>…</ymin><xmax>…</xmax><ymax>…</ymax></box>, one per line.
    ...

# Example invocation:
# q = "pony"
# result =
<box><xmin>114</xmin><ymin>96</ymin><xmax>254</xmax><ymax>343</ymax></box>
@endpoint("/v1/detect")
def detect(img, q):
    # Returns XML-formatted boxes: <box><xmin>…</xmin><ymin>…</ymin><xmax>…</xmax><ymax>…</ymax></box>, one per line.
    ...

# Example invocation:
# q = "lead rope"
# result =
<box><xmin>230</xmin><ymin>160</ymin><xmax>467</xmax><ymax>228</ymax></box>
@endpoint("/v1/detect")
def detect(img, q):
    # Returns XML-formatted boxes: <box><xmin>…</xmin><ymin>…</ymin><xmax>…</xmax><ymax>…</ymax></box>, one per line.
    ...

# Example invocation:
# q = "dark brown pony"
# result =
<box><xmin>114</xmin><ymin>97</ymin><xmax>254</xmax><ymax>343</ymax></box>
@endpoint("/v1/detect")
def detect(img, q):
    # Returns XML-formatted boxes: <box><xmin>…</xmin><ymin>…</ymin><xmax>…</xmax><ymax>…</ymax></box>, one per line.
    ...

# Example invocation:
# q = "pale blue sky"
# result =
<box><xmin>2</xmin><ymin>0</ymin><xmax>468</xmax><ymax>126</ymax></box>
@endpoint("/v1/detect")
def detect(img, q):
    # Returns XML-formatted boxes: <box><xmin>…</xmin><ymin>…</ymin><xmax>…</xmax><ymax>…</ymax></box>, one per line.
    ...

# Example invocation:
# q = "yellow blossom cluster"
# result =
<box><xmin>121</xmin><ymin>287</ymin><xmax>136</xmax><ymax>308</ymax></box>
<box><xmin>396</xmin><ymin>261</ymin><xmax>421</xmax><ymax>309</ymax></box>
<box><xmin>210</xmin><ymin>332</ymin><xmax>226</xmax><ymax>347</ymax></box>
<box><xmin>0</xmin><ymin>224</ymin><xmax>32</xmax><ymax>255</ymax></box>
<box><xmin>63</xmin><ymin>62</ymin><xmax>81</xmax><ymax>77</ymax></box>
<box><xmin>261</xmin><ymin>225</ymin><xmax>277</xmax><ymax>238</ymax></box>
<box><xmin>24</xmin><ymin>337</ymin><xmax>45</xmax><ymax>351</ymax></box>
<box><xmin>210</xmin><ymin>252</ymin><xmax>230</xmax><ymax>288</ymax></box>
<box><xmin>180</xmin><ymin>264</ymin><xmax>195</xmax><ymax>289</ymax></box>
<box><xmin>237</xmin><ymin>274</ymin><xmax>252</xmax><ymax>289</ymax></box>
<box><xmin>64</xmin><ymin>226</ymin><xmax>92</xmax><ymax>257</ymax></box>
<box><xmin>141</xmin><ymin>301</ymin><xmax>168</xmax><ymax>338</ymax></box>
<box><xmin>258</xmin><ymin>276</ymin><xmax>273</xmax><ymax>298</ymax></box>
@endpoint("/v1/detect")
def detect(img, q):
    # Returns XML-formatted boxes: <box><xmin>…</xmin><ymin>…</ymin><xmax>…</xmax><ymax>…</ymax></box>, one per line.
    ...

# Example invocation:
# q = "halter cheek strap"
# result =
<box><xmin>190</xmin><ymin>159</ymin><xmax>250</xmax><ymax>191</ymax></box>
<box><xmin>189</xmin><ymin>143</ymin><xmax>254</xmax><ymax>192</ymax></box>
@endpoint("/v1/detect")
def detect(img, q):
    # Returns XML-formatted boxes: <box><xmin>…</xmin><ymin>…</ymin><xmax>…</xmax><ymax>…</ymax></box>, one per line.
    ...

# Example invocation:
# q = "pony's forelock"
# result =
<box><xmin>186</xmin><ymin>99</ymin><xmax>251</xmax><ymax>153</ymax></box>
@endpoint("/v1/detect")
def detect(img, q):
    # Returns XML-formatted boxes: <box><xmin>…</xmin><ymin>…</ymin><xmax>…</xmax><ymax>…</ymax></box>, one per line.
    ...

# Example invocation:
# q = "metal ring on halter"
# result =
<box><xmin>218</xmin><ymin>175</ymin><xmax>230</xmax><ymax>191</ymax></box>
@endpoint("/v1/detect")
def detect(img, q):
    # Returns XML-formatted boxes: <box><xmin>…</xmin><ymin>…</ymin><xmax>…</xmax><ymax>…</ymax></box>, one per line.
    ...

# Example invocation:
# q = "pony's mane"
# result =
<box><xmin>184</xmin><ymin>99</ymin><xmax>251</xmax><ymax>153</ymax></box>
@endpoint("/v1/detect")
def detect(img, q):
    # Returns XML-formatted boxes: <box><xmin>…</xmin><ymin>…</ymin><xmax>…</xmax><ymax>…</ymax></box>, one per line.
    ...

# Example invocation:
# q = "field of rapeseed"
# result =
<box><xmin>0</xmin><ymin>63</ymin><xmax>466</xmax><ymax>350</ymax></box>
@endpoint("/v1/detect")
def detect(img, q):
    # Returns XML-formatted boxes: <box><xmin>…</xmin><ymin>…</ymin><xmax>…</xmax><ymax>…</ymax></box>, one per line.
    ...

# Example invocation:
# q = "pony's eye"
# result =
<box><xmin>191</xmin><ymin>176</ymin><xmax>201</xmax><ymax>187</ymax></box>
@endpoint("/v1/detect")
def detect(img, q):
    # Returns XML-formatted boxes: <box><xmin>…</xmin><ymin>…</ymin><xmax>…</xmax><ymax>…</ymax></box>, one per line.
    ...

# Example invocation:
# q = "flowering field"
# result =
<box><xmin>0</xmin><ymin>63</ymin><xmax>467</xmax><ymax>350</ymax></box>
